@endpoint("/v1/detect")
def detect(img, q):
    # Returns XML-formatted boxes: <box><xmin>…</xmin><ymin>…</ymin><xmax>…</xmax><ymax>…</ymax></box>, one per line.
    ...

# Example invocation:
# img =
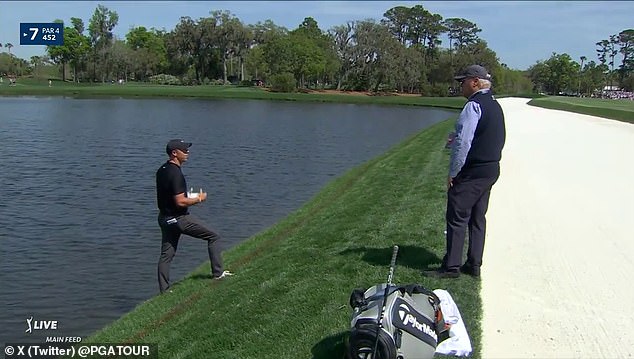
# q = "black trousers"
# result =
<box><xmin>157</xmin><ymin>214</ymin><xmax>224</xmax><ymax>293</ymax></box>
<box><xmin>443</xmin><ymin>173</ymin><xmax>499</xmax><ymax>271</ymax></box>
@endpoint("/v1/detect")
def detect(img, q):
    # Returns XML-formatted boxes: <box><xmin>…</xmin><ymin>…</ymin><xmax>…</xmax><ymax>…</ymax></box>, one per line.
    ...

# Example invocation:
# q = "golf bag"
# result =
<box><xmin>346</xmin><ymin>284</ymin><xmax>448</xmax><ymax>359</ymax></box>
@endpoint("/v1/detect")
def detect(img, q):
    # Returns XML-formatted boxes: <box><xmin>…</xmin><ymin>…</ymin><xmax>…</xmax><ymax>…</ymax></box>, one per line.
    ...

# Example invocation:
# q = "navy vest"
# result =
<box><xmin>461</xmin><ymin>91</ymin><xmax>506</xmax><ymax>178</ymax></box>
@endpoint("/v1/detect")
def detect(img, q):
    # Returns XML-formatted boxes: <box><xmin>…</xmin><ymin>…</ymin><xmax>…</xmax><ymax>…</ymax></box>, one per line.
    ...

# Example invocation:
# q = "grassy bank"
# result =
<box><xmin>85</xmin><ymin>119</ymin><xmax>480</xmax><ymax>358</ymax></box>
<box><xmin>0</xmin><ymin>79</ymin><xmax>467</xmax><ymax>110</ymax></box>
<box><xmin>528</xmin><ymin>96</ymin><xmax>634</xmax><ymax>124</ymax></box>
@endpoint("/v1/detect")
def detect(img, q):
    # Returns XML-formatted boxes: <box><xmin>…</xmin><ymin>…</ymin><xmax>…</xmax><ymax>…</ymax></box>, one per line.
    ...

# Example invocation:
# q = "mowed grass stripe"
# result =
<box><xmin>87</xmin><ymin>118</ymin><xmax>483</xmax><ymax>359</ymax></box>
<box><xmin>528</xmin><ymin>96</ymin><xmax>634</xmax><ymax>124</ymax></box>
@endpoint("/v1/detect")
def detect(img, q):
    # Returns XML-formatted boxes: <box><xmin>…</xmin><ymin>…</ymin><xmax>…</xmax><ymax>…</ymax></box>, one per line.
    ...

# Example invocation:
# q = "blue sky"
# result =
<box><xmin>1</xmin><ymin>1</ymin><xmax>633</xmax><ymax>70</ymax></box>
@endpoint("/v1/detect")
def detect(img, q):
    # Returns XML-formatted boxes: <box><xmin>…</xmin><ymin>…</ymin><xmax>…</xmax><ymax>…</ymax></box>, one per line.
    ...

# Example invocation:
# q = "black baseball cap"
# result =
<box><xmin>166</xmin><ymin>139</ymin><xmax>192</xmax><ymax>154</ymax></box>
<box><xmin>454</xmin><ymin>65</ymin><xmax>491</xmax><ymax>81</ymax></box>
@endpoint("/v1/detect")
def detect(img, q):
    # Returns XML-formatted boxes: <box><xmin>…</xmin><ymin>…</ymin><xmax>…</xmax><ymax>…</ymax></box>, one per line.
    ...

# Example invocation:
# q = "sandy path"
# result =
<box><xmin>481</xmin><ymin>98</ymin><xmax>634</xmax><ymax>358</ymax></box>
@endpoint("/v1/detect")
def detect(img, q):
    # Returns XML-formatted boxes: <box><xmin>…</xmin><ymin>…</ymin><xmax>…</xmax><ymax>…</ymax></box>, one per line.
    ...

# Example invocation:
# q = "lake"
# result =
<box><xmin>0</xmin><ymin>96</ymin><xmax>455</xmax><ymax>343</ymax></box>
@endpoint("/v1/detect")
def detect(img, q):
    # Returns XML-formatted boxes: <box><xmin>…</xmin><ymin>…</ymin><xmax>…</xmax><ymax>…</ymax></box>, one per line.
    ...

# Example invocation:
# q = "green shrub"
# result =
<box><xmin>148</xmin><ymin>74</ymin><xmax>181</xmax><ymax>85</ymax></box>
<box><xmin>421</xmin><ymin>83</ymin><xmax>450</xmax><ymax>97</ymax></box>
<box><xmin>238</xmin><ymin>80</ymin><xmax>253</xmax><ymax>87</ymax></box>
<box><xmin>269</xmin><ymin>73</ymin><xmax>296</xmax><ymax>92</ymax></box>
<box><xmin>376</xmin><ymin>83</ymin><xmax>395</xmax><ymax>92</ymax></box>
<box><xmin>209</xmin><ymin>79</ymin><xmax>230</xmax><ymax>86</ymax></box>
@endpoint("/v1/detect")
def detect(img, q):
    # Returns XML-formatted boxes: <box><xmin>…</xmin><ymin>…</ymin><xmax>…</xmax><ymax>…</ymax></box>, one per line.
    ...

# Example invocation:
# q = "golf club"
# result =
<box><xmin>372</xmin><ymin>244</ymin><xmax>399</xmax><ymax>358</ymax></box>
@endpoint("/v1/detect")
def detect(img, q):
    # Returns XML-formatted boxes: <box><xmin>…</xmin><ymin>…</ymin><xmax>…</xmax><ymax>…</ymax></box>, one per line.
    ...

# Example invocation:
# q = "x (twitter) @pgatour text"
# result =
<box><xmin>4</xmin><ymin>343</ymin><xmax>158</xmax><ymax>358</ymax></box>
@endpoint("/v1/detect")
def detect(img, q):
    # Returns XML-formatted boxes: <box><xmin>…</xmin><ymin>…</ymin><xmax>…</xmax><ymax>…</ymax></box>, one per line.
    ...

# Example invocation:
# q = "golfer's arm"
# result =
<box><xmin>174</xmin><ymin>193</ymin><xmax>200</xmax><ymax>207</ymax></box>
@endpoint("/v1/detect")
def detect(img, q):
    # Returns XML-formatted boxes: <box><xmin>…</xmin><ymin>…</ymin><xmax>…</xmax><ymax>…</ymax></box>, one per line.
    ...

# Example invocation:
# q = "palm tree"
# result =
<box><xmin>608</xmin><ymin>35</ymin><xmax>619</xmax><ymax>90</ymax></box>
<box><xmin>30</xmin><ymin>56</ymin><xmax>41</xmax><ymax>77</ymax></box>
<box><xmin>5</xmin><ymin>43</ymin><xmax>13</xmax><ymax>55</ymax></box>
<box><xmin>578</xmin><ymin>56</ymin><xmax>586</xmax><ymax>96</ymax></box>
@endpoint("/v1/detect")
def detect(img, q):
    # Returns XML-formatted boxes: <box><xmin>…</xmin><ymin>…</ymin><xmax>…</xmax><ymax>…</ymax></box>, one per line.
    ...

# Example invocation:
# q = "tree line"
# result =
<box><xmin>529</xmin><ymin>29</ymin><xmax>634</xmax><ymax>95</ymax></box>
<box><xmin>0</xmin><ymin>4</ymin><xmax>531</xmax><ymax>95</ymax></box>
<box><xmin>1</xmin><ymin>4</ymin><xmax>631</xmax><ymax>96</ymax></box>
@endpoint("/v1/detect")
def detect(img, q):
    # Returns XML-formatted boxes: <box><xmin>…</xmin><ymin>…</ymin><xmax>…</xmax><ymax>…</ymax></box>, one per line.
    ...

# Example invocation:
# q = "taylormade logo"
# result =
<box><xmin>398</xmin><ymin>304</ymin><xmax>437</xmax><ymax>342</ymax></box>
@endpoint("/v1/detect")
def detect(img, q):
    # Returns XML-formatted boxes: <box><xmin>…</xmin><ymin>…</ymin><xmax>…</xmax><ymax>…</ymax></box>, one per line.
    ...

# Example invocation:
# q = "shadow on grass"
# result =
<box><xmin>187</xmin><ymin>274</ymin><xmax>211</xmax><ymax>280</ymax></box>
<box><xmin>340</xmin><ymin>245</ymin><xmax>441</xmax><ymax>271</ymax></box>
<box><xmin>311</xmin><ymin>331</ymin><xmax>348</xmax><ymax>359</ymax></box>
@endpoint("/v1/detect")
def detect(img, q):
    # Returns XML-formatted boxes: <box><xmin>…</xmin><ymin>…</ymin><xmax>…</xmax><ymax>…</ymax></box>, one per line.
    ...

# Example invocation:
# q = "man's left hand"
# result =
<box><xmin>447</xmin><ymin>176</ymin><xmax>454</xmax><ymax>190</ymax></box>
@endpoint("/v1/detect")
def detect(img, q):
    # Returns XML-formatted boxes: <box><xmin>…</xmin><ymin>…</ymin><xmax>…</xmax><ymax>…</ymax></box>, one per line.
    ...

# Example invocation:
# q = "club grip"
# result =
<box><xmin>390</xmin><ymin>245</ymin><xmax>399</xmax><ymax>268</ymax></box>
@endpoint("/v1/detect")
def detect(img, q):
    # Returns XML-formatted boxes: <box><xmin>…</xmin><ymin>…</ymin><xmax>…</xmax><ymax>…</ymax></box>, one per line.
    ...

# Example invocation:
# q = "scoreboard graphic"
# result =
<box><xmin>20</xmin><ymin>23</ymin><xmax>64</xmax><ymax>46</ymax></box>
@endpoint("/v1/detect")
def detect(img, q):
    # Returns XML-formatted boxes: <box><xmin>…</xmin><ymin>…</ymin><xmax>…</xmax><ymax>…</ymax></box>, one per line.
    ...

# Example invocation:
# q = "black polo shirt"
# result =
<box><xmin>156</xmin><ymin>161</ymin><xmax>188</xmax><ymax>216</ymax></box>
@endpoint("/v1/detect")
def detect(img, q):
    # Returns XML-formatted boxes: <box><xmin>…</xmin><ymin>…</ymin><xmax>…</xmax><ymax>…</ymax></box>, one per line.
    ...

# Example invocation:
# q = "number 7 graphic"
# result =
<box><xmin>29</xmin><ymin>27</ymin><xmax>39</xmax><ymax>40</ymax></box>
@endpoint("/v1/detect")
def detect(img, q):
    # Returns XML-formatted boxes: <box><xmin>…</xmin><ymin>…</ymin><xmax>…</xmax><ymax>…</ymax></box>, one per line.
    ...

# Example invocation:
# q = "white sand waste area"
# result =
<box><xmin>481</xmin><ymin>98</ymin><xmax>634</xmax><ymax>358</ymax></box>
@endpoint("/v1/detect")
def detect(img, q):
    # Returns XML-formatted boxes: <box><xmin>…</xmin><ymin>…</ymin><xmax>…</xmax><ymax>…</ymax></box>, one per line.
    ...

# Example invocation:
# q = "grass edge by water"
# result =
<box><xmin>0</xmin><ymin>82</ymin><xmax>467</xmax><ymax>111</ymax></box>
<box><xmin>82</xmin><ymin>118</ymin><xmax>481</xmax><ymax>359</ymax></box>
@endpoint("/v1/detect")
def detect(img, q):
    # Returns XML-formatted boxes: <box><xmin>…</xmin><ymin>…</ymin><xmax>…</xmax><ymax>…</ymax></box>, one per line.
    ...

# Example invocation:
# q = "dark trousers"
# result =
<box><xmin>157</xmin><ymin>214</ymin><xmax>224</xmax><ymax>293</ymax></box>
<box><xmin>443</xmin><ymin>173</ymin><xmax>499</xmax><ymax>271</ymax></box>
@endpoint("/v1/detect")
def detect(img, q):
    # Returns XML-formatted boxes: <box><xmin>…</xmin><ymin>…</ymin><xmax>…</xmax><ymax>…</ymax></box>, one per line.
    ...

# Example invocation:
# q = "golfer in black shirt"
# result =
<box><xmin>156</xmin><ymin>139</ymin><xmax>232</xmax><ymax>293</ymax></box>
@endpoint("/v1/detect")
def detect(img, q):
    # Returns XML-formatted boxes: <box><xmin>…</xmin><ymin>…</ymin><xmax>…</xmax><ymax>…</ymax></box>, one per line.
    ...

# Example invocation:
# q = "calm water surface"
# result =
<box><xmin>0</xmin><ymin>96</ymin><xmax>455</xmax><ymax>343</ymax></box>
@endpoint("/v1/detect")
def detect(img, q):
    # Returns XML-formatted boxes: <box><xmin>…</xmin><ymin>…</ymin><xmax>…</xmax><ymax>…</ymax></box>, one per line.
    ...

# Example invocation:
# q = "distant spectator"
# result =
<box><xmin>603</xmin><ymin>90</ymin><xmax>634</xmax><ymax>100</ymax></box>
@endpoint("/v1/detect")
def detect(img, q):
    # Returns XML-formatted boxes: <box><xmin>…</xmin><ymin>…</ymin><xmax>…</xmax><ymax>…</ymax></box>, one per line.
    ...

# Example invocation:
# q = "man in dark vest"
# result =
<box><xmin>156</xmin><ymin>139</ymin><xmax>233</xmax><ymax>293</ymax></box>
<box><xmin>424</xmin><ymin>65</ymin><xmax>506</xmax><ymax>279</ymax></box>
